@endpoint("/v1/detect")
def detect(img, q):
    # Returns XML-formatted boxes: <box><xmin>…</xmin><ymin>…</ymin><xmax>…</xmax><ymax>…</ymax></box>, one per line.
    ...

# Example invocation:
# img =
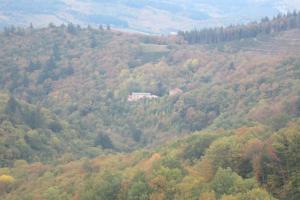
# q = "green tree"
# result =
<box><xmin>67</xmin><ymin>23</ymin><xmax>77</xmax><ymax>34</ymax></box>
<box><xmin>27</xmin><ymin>60</ymin><xmax>41</xmax><ymax>72</ymax></box>
<box><xmin>52</xmin><ymin>44</ymin><xmax>61</xmax><ymax>61</ymax></box>
<box><xmin>48</xmin><ymin>120</ymin><xmax>63</xmax><ymax>133</ymax></box>
<box><xmin>90</xmin><ymin>34</ymin><xmax>97</xmax><ymax>48</ymax></box>
<box><xmin>81</xmin><ymin>172</ymin><xmax>121</xmax><ymax>200</ymax></box>
<box><xmin>233</xmin><ymin>188</ymin><xmax>277</xmax><ymax>200</ymax></box>
<box><xmin>23</xmin><ymin>108</ymin><xmax>45</xmax><ymax>129</ymax></box>
<box><xmin>128</xmin><ymin>175</ymin><xmax>151</xmax><ymax>200</ymax></box>
<box><xmin>5</xmin><ymin>96</ymin><xmax>19</xmax><ymax>115</ymax></box>
<box><xmin>263</xmin><ymin>121</ymin><xmax>300</xmax><ymax>199</ymax></box>
<box><xmin>94</xmin><ymin>133</ymin><xmax>114</xmax><ymax>149</ymax></box>
<box><xmin>296</xmin><ymin>98</ymin><xmax>300</xmax><ymax>116</ymax></box>
<box><xmin>183</xmin><ymin>133</ymin><xmax>219</xmax><ymax>162</ymax></box>
<box><xmin>210</xmin><ymin>168</ymin><xmax>257</xmax><ymax>198</ymax></box>
<box><xmin>205</xmin><ymin>137</ymin><xmax>242</xmax><ymax>173</ymax></box>
<box><xmin>42</xmin><ymin>186</ymin><xmax>71</xmax><ymax>200</ymax></box>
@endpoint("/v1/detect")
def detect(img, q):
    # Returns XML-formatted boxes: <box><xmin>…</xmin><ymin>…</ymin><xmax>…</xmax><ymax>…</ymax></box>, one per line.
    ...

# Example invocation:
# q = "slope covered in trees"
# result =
<box><xmin>0</xmin><ymin>14</ymin><xmax>299</xmax><ymax>199</ymax></box>
<box><xmin>1</xmin><ymin>24</ymin><xmax>300</xmax><ymax>151</ymax></box>
<box><xmin>0</xmin><ymin>92</ymin><xmax>115</xmax><ymax>167</ymax></box>
<box><xmin>1</xmin><ymin>120</ymin><xmax>299</xmax><ymax>200</ymax></box>
<box><xmin>178</xmin><ymin>11</ymin><xmax>300</xmax><ymax>44</ymax></box>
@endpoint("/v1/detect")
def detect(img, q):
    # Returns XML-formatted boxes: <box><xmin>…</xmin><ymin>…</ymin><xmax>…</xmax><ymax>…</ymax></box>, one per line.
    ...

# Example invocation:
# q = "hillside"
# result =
<box><xmin>0</xmin><ymin>17</ymin><xmax>299</xmax><ymax>199</ymax></box>
<box><xmin>1</xmin><ymin>120</ymin><xmax>300</xmax><ymax>200</ymax></box>
<box><xmin>179</xmin><ymin>12</ymin><xmax>300</xmax><ymax>44</ymax></box>
<box><xmin>0</xmin><ymin>92</ymin><xmax>116</xmax><ymax>167</ymax></box>
<box><xmin>1</xmin><ymin>25</ymin><xmax>300</xmax><ymax>150</ymax></box>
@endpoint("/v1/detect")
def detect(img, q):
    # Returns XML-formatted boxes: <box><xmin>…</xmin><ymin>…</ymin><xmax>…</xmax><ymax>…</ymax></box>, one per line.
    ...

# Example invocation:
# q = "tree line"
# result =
<box><xmin>178</xmin><ymin>11</ymin><xmax>300</xmax><ymax>44</ymax></box>
<box><xmin>2</xmin><ymin>22</ymin><xmax>111</xmax><ymax>37</ymax></box>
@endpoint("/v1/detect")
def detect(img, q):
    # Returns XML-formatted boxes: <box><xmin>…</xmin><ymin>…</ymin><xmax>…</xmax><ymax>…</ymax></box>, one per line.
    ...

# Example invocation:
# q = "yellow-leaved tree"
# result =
<box><xmin>0</xmin><ymin>174</ymin><xmax>15</xmax><ymax>194</ymax></box>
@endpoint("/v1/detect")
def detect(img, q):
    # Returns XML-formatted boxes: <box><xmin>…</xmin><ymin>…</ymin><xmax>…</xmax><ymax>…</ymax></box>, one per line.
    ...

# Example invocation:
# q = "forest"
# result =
<box><xmin>0</xmin><ymin>13</ymin><xmax>299</xmax><ymax>200</ymax></box>
<box><xmin>178</xmin><ymin>11</ymin><xmax>300</xmax><ymax>44</ymax></box>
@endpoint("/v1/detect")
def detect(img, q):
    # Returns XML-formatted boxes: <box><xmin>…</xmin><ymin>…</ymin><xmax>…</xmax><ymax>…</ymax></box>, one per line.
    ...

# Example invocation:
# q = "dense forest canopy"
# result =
<box><xmin>0</xmin><ymin>12</ymin><xmax>299</xmax><ymax>200</ymax></box>
<box><xmin>178</xmin><ymin>11</ymin><xmax>300</xmax><ymax>44</ymax></box>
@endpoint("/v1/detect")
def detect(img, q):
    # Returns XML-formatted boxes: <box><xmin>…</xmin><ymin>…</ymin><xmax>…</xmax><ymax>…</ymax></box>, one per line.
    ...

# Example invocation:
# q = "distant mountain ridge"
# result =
<box><xmin>0</xmin><ymin>0</ymin><xmax>299</xmax><ymax>34</ymax></box>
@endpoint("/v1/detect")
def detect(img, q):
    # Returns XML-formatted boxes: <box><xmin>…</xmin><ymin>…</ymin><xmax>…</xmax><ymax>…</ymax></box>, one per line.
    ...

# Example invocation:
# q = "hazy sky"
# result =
<box><xmin>282</xmin><ymin>0</ymin><xmax>300</xmax><ymax>10</ymax></box>
<box><xmin>259</xmin><ymin>0</ymin><xmax>300</xmax><ymax>12</ymax></box>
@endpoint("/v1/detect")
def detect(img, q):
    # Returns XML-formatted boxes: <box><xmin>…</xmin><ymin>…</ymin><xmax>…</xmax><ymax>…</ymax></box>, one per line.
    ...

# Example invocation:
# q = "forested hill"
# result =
<box><xmin>1</xmin><ymin>21</ymin><xmax>300</xmax><ymax>154</ymax></box>
<box><xmin>0</xmin><ymin>92</ymin><xmax>115</xmax><ymax>167</ymax></box>
<box><xmin>0</xmin><ymin>15</ymin><xmax>299</xmax><ymax>199</ymax></box>
<box><xmin>179</xmin><ymin>11</ymin><xmax>300</xmax><ymax>44</ymax></box>
<box><xmin>2</xmin><ymin>118</ymin><xmax>300</xmax><ymax>200</ymax></box>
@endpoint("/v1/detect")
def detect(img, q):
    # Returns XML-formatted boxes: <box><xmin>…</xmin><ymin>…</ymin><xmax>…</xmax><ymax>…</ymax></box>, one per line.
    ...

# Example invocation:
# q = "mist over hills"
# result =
<box><xmin>1</xmin><ymin>0</ymin><xmax>299</xmax><ymax>33</ymax></box>
<box><xmin>0</xmin><ymin>1</ymin><xmax>300</xmax><ymax>200</ymax></box>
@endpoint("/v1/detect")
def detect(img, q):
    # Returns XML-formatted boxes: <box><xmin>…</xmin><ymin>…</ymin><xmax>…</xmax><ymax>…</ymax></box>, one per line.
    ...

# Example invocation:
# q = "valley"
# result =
<box><xmin>0</xmin><ymin>12</ymin><xmax>299</xmax><ymax>200</ymax></box>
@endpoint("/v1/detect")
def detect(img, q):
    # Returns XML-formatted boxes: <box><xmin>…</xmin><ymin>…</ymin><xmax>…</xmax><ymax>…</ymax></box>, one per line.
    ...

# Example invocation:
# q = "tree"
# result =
<box><xmin>42</xmin><ymin>187</ymin><xmax>60</xmax><ymax>200</ymax></box>
<box><xmin>199</xmin><ymin>191</ymin><xmax>216</xmax><ymax>200</ymax></box>
<box><xmin>127</xmin><ymin>172</ymin><xmax>151</xmax><ymax>200</ymax></box>
<box><xmin>52</xmin><ymin>44</ymin><xmax>61</xmax><ymax>61</ymax></box>
<box><xmin>94</xmin><ymin>133</ymin><xmax>114</xmax><ymax>149</ymax></box>
<box><xmin>5</xmin><ymin>96</ymin><xmax>19</xmax><ymax>115</ymax></box>
<box><xmin>27</xmin><ymin>60</ymin><xmax>41</xmax><ymax>72</ymax></box>
<box><xmin>152</xmin><ymin>166</ymin><xmax>183</xmax><ymax>199</ymax></box>
<box><xmin>156</xmin><ymin>81</ymin><xmax>166</xmax><ymax>96</ymax></box>
<box><xmin>296</xmin><ymin>98</ymin><xmax>300</xmax><ymax>116</ymax></box>
<box><xmin>183</xmin><ymin>133</ymin><xmax>218</xmax><ymax>162</ymax></box>
<box><xmin>23</xmin><ymin>108</ymin><xmax>45</xmax><ymax>129</ymax></box>
<box><xmin>209</xmin><ymin>168</ymin><xmax>257</xmax><ymax>198</ymax></box>
<box><xmin>179</xmin><ymin>12</ymin><xmax>300</xmax><ymax>44</ymax></box>
<box><xmin>24</xmin><ymin>130</ymin><xmax>45</xmax><ymax>150</ymax></box>
<box><xmin>90</xmin><ymin>34</ymin><xmax>97</xmax><ymax>48</ymax></box>
<box><xmin>205</xmin><ymin>137</ymin><xmax>242</xmax><ymax>173</ymax></box>
<box><xmin>4</xmin><ymin>27</ymin><xmax>11</xmax><ymax>36</ymax></box>
<box><xmin>48</xmin><ymin>23</ymin><xmax>55</xmax><ymax>28</ymax></box>
<box><xmin>235</xmin><ymin>188</ymin><xmax>276</xmax><ymax>200</ymax></box>
<box><xmin>67</xmin><ymin>23</ymin><xmax>77</xmax><ymax>34</ymax></box>
<box><xmin>131</xmin><ymin>127</ymin><xmax>143</xmax><ymax>142</ymax></box>
<box><xmin>81</xmin><ymin>172</ymin><xmax>121</xmax><ymax>200</ymax></box>
<box><xmin>0</xmin><ymin>175</ymin><xmax>14</xmax><ymax>184</ymax></box>
<box><xmin>42</xmin><ymin>186</ymin><xmax>71</xmax><ymax>200</ymax></box>
<box><xmin>46</xmin><ymin>56</ymin><xmax>57</xmax><ymax>70</ymax></box>
<box><xmin>48</xmin><ymin>120</ymin><xmax>63</xmax><ymax>133</ymax></box>
<box><xmin>262</xmin><ymin>121</ymin><xmax>300</xmax><ymax>199</ymax></box>
<box><xmin>37</xmin><ymin>56</ymin><xmax>57</xmax><ymax>83</ymax></box>
<box><xmin>107</xmin><ymin>24</ymin><xmax>111</xmax><ymax>31</ymax></box>
<box><xmin>175</xmin><ymin>176</ymin><xmax>203</xmax><ymax>200</ymax></box>
<box><xmin>0</xmin><ymin>175</ymin><xmax>14</xmax><ymax>194</ymax></box>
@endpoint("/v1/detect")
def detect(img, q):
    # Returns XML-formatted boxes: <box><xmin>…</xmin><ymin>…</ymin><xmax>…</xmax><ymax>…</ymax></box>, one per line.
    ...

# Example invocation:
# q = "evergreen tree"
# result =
<box><xmin>52</xmin><ymin>44</ymin><xmax>61</xmax><ymax>61</ymax></box>
<box><xmin>107</xmin><ymin>24</ymin><xmax>111</xmax><ymax>31</ymax></box>
<box><xmin>67</xmin><ymin>23</ymin><xmax>77</xmax><ymax>34</ymax></box>
<box><xmin>90</xmin><ymin>34</ymin><xmax>97</xmax><ymax>48</ymax></box>
<box><xmin>95</xmin><ymin>133</ymin><xmax>114</xmax><ymax>149</ymax></box>
<box><xmin>5</xmin><ymin>96</ymin><xmax>19</xmax><ymax>115</ymax></box>
<box><xmin>179</xmin><ymin>12</ymin><xmax>300</xmax><ymax>44</ymax></box>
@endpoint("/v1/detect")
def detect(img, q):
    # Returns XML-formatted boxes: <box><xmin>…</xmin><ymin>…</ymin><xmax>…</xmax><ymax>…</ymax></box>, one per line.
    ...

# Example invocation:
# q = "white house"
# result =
<box><xmin>128</xmin><ymin>92</ymin><xmax>158</xmax><ymax>102</ymax></box>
